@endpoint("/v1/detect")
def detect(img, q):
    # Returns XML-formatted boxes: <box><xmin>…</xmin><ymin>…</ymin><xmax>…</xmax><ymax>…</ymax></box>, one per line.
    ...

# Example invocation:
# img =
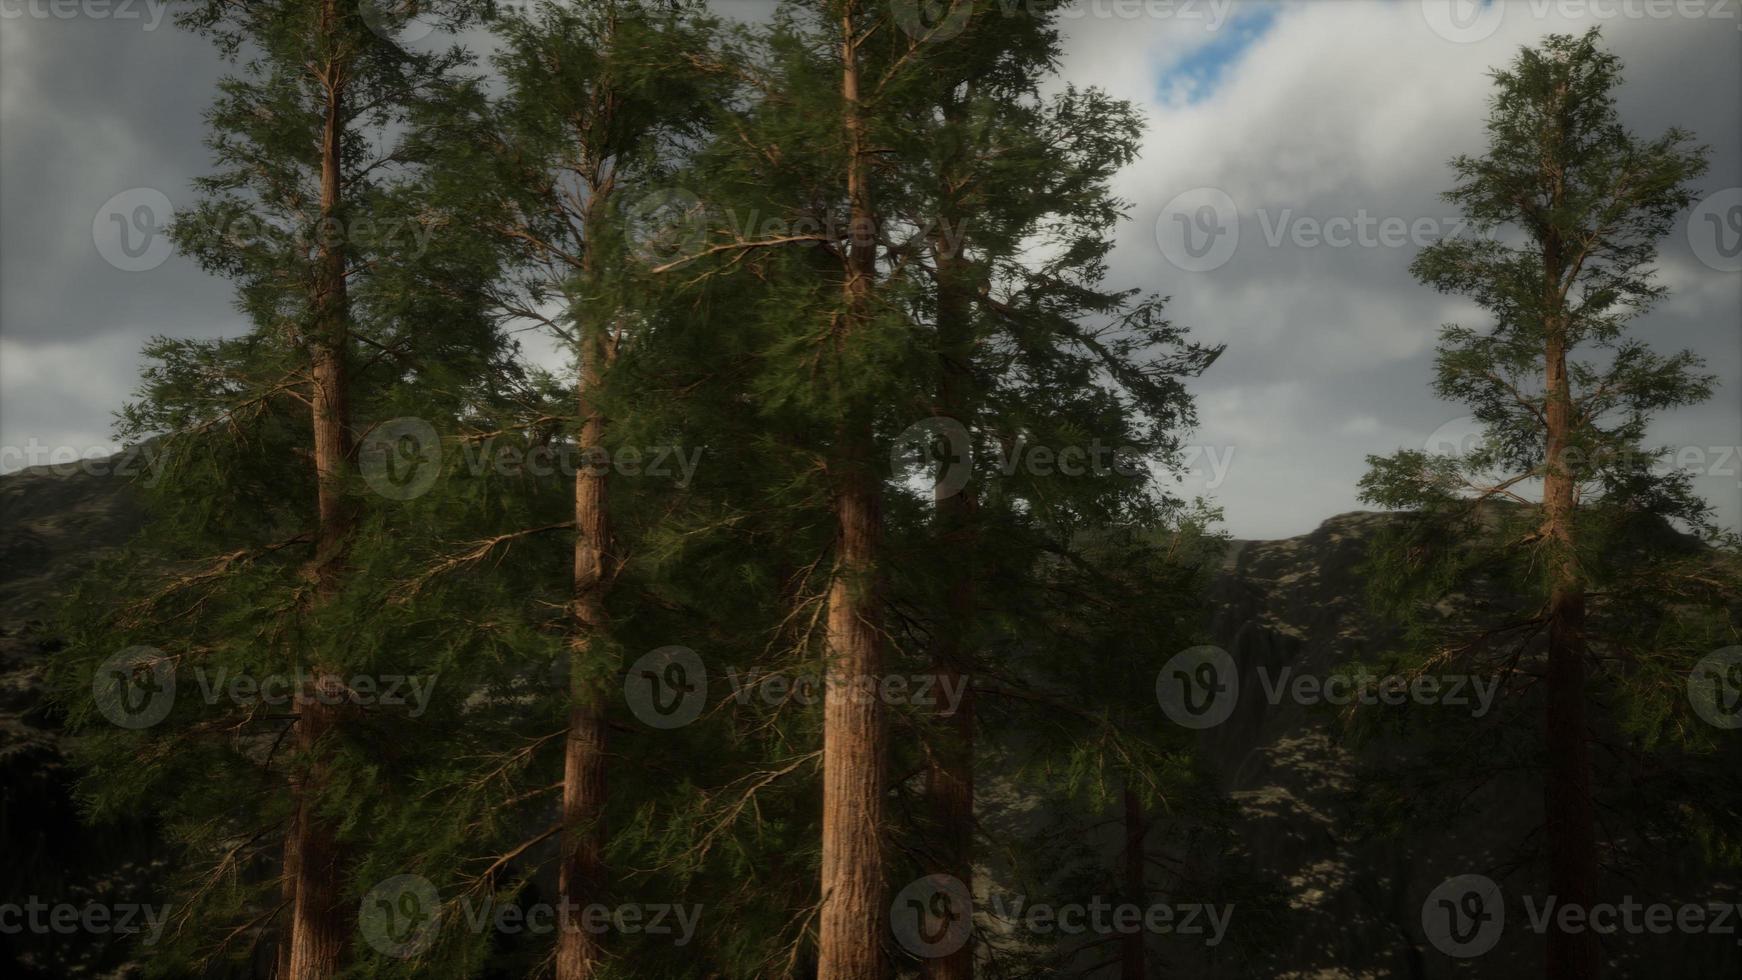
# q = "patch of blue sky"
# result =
<box><xmin>1155</xmin><ymin>2</ymin><xmax>1282</xmax><ymax>105</ymax></box>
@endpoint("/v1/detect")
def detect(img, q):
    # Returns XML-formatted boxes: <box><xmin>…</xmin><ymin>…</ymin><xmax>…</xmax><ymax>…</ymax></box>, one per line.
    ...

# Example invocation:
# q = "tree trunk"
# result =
<box><xmin>555</xmin><ymin>694</ymin><xmax>609</xmax><ymax>980</ymax></box>
<box><xmin>923</xmin><ymin>233</ymin><xmax>976</xmax><ymax>980</ymax></box>
<box><xmin>1541</xmin><ymin>326</ymin><xmax>1601</xmax><ymax>980</ymax></box>
<box><xmin>286</xmin><ymin>4</ymin><xmax>354</xmax><ymax>973</ymax></box>
<box><xmin>818</xmin><ymin>9</ymin><xmax>887</xmax><ymax>977</ymax></box>
<box><xmin>820</xmin><ymin>472</ymin><xmax>887</xmax><ymax>980</ymax></box>
<box><xmin>286</xmin><ymin>696</ymin><xmax>349</xmax><ymax>980</ymax></box>
<box><xmin>276</xmin><ymin>809</ymin><xmax>299</xmax><ymax>979</ymax></box>
<box><xmin>1120</xmin><ymin>788</ymin><xmax>1147</xmax><ymax>980</ymax></box>
<box><xmin>922</xmin><ymin>530</ymin><xmax>974</xmax><ymax>980</ymax></box>
<box><xmin>557</xmin><ymin>268</ymin><xmax>614</xmax><ymax>980</ymax></box>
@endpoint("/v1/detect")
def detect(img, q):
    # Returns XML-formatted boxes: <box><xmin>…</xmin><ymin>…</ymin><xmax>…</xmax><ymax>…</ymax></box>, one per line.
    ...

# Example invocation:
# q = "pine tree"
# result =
<box><xmin>51</xmin><ymin>4</ymin><xmax>1244</xmax><ymax>978</ymax></box>
<box><xmin>56</xmin><ymin>0</ymin><xmax>496</xmax><ymax>976</ymax></box>
<box><xmin>647</xmin><ymin>6</ymin><xmax>1228</xmax><ymax>975</ymax></box>
<box><xmin>1358</xmin><ymin>29</ymin><xmax>1731</xmax><ymax>980</ymax></box>
<box><xmin>351</xmin><ymin>4</ymin><xmax>727</xmax><ymax>977</ymax></box>
<box><xmin>881</xmin><ymin>10</ymin><xmax>1223</xmax><ymax>976</ymax></box>
<box><xmin>441</xmin><ymin>5</ymin><xmax>716</xmax><ymax>976</ymax></box>
<box><xmin>662</xmin><ymin>4</ymin><xmax>917</xmax><ymax>972</ymax></box>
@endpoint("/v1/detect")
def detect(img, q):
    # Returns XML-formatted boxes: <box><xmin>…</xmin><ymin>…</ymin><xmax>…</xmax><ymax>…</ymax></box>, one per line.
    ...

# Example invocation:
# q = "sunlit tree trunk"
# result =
<box><xmin>286</xmin><ymin>2</ymin><xmax>355</xmax><ymax>972</ymax></box>
<box><xmin>818</xmin><ymin>7</ymin><xmax>887</xmax><ymax>976</ymax></box>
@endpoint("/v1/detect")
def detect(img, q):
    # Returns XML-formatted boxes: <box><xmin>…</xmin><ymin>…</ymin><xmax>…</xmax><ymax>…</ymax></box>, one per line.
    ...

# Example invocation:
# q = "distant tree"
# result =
<box><xmin>1359</xmin><ymin>29</ymin><xmax>1736</xmax><ymax>980</ymax></box>
<box><xmin>875</xmin><ymin>5</ymin><xmax>1228</xmax><ymax>973</ymax></box>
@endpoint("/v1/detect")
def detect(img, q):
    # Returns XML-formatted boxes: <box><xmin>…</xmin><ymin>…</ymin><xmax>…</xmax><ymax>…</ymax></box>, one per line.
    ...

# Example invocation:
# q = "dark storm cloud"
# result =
<box><xmin>2</xmin><ymin>13</ymin><xmax>235</xmax><ymax>343</ymax></box>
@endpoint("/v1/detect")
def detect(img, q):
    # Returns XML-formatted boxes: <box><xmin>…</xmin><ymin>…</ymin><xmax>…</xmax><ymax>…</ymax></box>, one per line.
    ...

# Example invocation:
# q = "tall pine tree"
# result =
<box><xmin>1359</xmin><ymin>29</ymin><xmax>1731</xmax><ymax>980</ymax></box>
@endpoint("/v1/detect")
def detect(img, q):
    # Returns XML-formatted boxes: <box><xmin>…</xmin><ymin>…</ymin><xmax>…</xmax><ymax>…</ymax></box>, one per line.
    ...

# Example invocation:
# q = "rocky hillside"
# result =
<box><xmin>1</xmin><ymin>455</ymin><xmax>145</xmax><ymax>785</ymax></box>
<box><xmin>1</xmin><ymin>462</ymin><xmax>1734</xmax><ymax>978</ymax></box>
<box><xmin>1207</xmin><ymin>514</ymin><xmax>1738</xmax><ymax>979</ymax></box>
<box><xmin>1</xmin><ymin>458</ymin><xmax>156</xmax><ymax>978</ymax></box>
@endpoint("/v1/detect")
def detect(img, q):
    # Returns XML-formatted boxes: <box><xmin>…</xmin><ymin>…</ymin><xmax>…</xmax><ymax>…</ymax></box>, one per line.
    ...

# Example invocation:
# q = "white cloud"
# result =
<box><xmin>1055</xmin><ymin>0</ymin><xmax>1741</xmax><ymax>537</ymax></box>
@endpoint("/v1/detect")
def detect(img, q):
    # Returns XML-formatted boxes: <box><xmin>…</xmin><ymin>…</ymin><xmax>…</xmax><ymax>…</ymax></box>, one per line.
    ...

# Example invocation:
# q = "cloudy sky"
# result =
<box><xmin>2</xmin><ymin>0</ymin><xmax>1738</xmax><ymax>538</ymax></box>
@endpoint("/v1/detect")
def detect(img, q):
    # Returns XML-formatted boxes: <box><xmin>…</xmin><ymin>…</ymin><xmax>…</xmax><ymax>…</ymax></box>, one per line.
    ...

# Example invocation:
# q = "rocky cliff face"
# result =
<box><xmin>1</xmin><ymin>460</ymin><xmax>153</xmax><ymax>978</ymax></box>
<box><xmin>1</xmin><ymin>457</ymin><xmax>143</xmax><ymax>745</ymax></box>
<box><xmin>1207</xmin><ymin>513</ymin><xmax>1738</xmax><ymax>980</ymax></box>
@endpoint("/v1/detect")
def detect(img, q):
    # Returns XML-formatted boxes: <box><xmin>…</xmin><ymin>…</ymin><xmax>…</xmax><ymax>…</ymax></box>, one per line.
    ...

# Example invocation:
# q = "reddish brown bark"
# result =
<box><xmin>557</xmin><ymin>328</ymin><xmax>612</xmax><ymax>980</ymax></box>
<box><xmin>1536</xmin><ymin>86</ymin><xmax>1602</xmax><ymax>977</ymax></box>
<box><xmin>286</xmin><ymin>696</ymin><xmax>349</xmax><ymax>980</ymax></box>
<box><xmin>276</xmin><ymin>808</ymin><xmax>299</xmax><ymax>979</ymax></box>
<box><xmin>285</xmin><ymin>2</ymin><xmax>355</xmax><ymax>973</ymax></box>
<box><xmin>817</xmin><ymin>8</ymin><xmax>888</xmax><ymax>977</ymax></box>
<box><xmin>820</xmin><ymin>473</ymin><xmax>887</xmax><ymax>980</ymax></box>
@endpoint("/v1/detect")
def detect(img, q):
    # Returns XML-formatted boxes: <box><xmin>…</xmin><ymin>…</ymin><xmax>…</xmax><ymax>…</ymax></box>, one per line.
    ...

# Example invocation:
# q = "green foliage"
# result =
<box><xmin>55</xmin><ymin>2</ymin><xmax>1239</xmax><ymax>977</ymax></box>
<box><xmin>1355</xmin><ymin>28</ymin><xmax>1740</xmax><ymax>871</ymax></box>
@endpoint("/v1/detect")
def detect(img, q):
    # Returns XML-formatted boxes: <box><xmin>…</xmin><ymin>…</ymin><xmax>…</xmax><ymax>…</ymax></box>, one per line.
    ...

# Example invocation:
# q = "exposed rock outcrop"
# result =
<box><xmin>1208</xmin><ymin>513</ymin><xmax>1738</xmax><ymax>979</ymax></box>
